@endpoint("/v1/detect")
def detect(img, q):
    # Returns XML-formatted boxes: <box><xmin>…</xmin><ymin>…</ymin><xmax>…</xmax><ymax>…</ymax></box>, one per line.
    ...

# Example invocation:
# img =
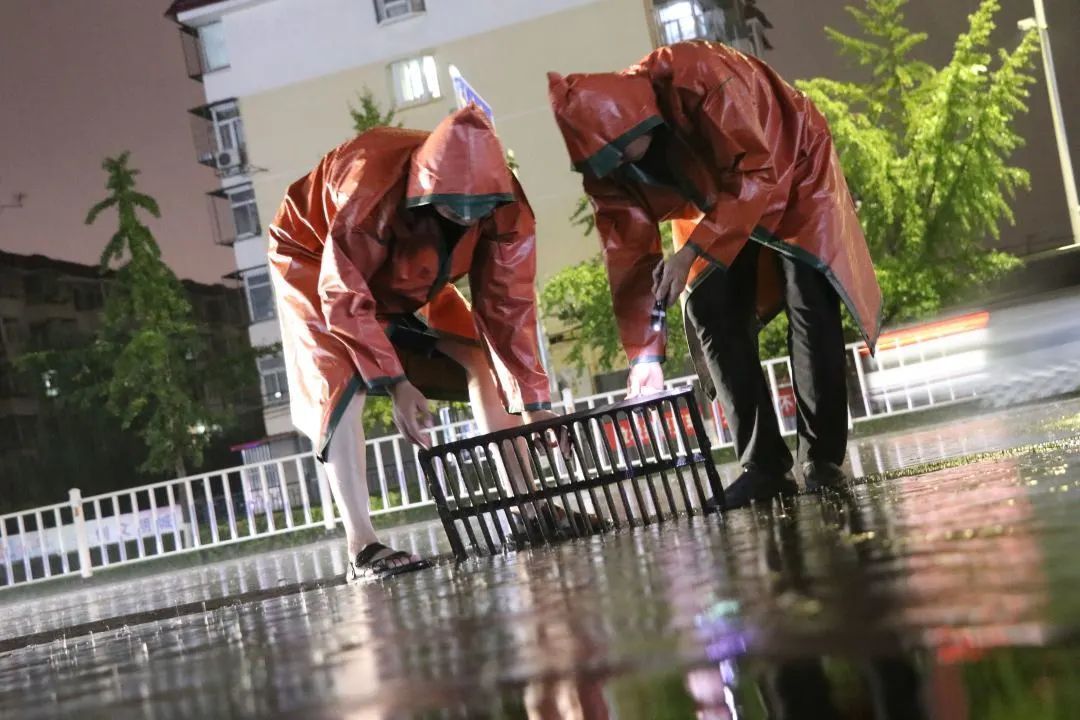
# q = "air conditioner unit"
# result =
<box><xmin>381</xmin><ymin>0</ymin><xmax>420</xmax><ymax>21</ymax></box>
<box><xmin>198</xmin><ymin>151</ymin><xmax>216</xmax><ymax>165</ymax></box>
<box><xmin>216</xmin><ymin>149</ymin><xmax>241</xmax><ymax>170</ymax></box>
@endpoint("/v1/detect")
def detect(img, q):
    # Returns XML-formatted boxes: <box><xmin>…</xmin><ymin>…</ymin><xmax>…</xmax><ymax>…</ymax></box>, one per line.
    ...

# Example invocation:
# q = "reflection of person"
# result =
<box><xmin>268</xmin><ymin>106</ymin><xmax>556</xmax><ymax>581</ymax></box>
<box><xmin>504</xmin><ymin>551</ymin><xmax>613</xmax><ymax>719</ymax></box>
<box><xmin>523</xmin><ymin>675</ymin><xmax>610</xmax><ymax>720</ymax></box>
<box><xmin>684</xmin><ymin>498</ymin><xmax>928</xmax><ymax>719</ymax></box>
<box><xmin>548</xmin><ymin>42</ymin><xmax>881</xmax><ymax>509</ymax></box>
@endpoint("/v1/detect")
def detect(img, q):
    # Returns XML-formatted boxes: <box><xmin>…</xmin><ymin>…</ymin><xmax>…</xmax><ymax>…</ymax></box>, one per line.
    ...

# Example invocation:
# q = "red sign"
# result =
<box><xmin>712</xmin><ymin>384</ymin><xmax>795</xmax><ymax>431</ymax></box>
<box><xmin>600</xmin><ymin>406</ymin><xmax>695</xmax><ymax>450</ymax></box>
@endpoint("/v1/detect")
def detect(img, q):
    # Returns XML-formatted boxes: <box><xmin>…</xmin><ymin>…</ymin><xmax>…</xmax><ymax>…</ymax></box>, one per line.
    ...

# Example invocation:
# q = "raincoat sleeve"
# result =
<box><xmin>683</xmin><ymin>82</ymin><xmax>777</xmax><ymax>262</ymax></box>
<box><xmin>318</xmin><ymin>194</ymin><xmax>405</xmax><ymax>391</ymax></box>
<box><xmin>584</xmin><ymin>174</ymin><xmax>667</xmax><ymax>365</ymax></box>
<box><xmin>469</xmin><ymin>182</ymin><xmax>552</xmax><ymax>411</ymax></box>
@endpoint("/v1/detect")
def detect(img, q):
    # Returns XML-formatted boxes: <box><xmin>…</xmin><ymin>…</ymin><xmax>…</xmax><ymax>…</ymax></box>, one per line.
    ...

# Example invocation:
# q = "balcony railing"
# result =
<box><xmin>179</xmin><ymin>27</ymin><xmax>208</xmax><ymax>81</ymax></box>
<box><xmin>206</xmin><ymin>189</ymin><xmax>237</xmax><ymax>247</ymax></box>
<box><xmin>262</xmin><ymin>389</ymin><xmax>290</xmax><ymax>408</ymax></box>
<box><xmin>177</xmin><ymin>25</ymin><xmax>229</xmax><ymax>82</ymax></box>
<box><xmin>188</xmin><ymin>101</ymin><xmax>248</xmax><ymax>178</ymax></box>
<box><xmin>653</xmin><ymin>1</ymin><xmax>767</xmax><ymax>57</ymax></box>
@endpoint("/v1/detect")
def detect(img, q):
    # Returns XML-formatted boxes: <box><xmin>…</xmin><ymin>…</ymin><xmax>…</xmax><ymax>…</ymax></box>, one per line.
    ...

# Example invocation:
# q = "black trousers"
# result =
<box><xmin>685</xmin><ymin>241</ymin><xmax>848</xmax><ymax>474</ymax></box>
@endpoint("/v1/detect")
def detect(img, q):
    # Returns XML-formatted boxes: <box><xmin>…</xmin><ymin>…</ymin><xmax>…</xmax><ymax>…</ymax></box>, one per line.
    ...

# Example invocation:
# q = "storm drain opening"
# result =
<box><xmin>419</xmin><ymin>388</ymin><xmax>724</xmax><ymax>558</ymax></box>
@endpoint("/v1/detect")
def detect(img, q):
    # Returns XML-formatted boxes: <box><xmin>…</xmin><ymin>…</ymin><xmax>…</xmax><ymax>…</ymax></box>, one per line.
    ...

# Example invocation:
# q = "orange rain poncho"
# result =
<box><xmin>549</xmin><ymin>42</ymin><xmax>881</xmax><ymax>387</ymax></box>
<box><xmin>268</xmin><ymin>107</ymin><xmax>550</xmax><ymax>458</ymax></box>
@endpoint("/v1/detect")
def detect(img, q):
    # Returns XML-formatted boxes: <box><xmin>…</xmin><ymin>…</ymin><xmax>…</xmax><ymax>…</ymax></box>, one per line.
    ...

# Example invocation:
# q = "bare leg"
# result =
<box><xmin>435</xmin><ymin>341</ymin><xmax>525</xmax><ymax>431</ymax></box>
<box><xmin>437</xmin><ymin>339</ymin><xmax>596</xmax><ymax>532</ymax></box>
<box><xmin>435</xmin><ymin>340</ymin><xmax>535</xmax><ymax>494</ymax></box>
<box><xmin>323</xmin><ymin>389</ymin><xmax>419</xmax><ymax>567</ymax></box>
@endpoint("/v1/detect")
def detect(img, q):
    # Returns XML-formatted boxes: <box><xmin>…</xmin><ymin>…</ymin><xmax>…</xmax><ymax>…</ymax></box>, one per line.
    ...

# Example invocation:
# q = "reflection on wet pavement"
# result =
<box><xmin>722</xmin><ymin>396</ymin><xmax>1080</xmax><ymax>487</ymax></box>
<box><xmin>0</xmin><ymin>522</ymin><xmax>447</xmax><ymax>644</ymax></box>
<box><xmin>1</xmin><ymin>400</ymin><xmax>1078</xmax><ymax>718</ymax></box>
<box><xmin>5</xmin><ymin>398</ymin><xmax>1078</xmax><ymax>644</ymax></box>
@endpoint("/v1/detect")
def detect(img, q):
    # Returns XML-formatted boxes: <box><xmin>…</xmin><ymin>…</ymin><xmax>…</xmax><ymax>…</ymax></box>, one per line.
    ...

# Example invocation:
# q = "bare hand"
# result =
<box><xmin>389</xmin><ymin>381</ymin><xmax>433</xmax><ymax>448</ymax></box>
<box><xmin>652</xmin><ymin>246</ymin><xmax>695</xmax><ymax>309</ymax></box>
<box><xmin>627</xmin><ymin>361</ymin><xmax>665</xmax><ymax>398</ymax></box>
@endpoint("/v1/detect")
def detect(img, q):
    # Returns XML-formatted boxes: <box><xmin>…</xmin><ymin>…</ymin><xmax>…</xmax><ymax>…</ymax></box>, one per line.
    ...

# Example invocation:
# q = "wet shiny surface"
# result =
<box><xmin>5</xmin><ymin>397</ymin><xmax>1077</xmax><ymax>644</ymax></box>
<box><xmin>0</xmin><ymin>522</ymin><xmax>446</xmax><ymax>645</ymax></box>
<box><xmin>2</xmin><ymin>403</ymin><xmax>1079</xmax><ymax>718</ymax></box>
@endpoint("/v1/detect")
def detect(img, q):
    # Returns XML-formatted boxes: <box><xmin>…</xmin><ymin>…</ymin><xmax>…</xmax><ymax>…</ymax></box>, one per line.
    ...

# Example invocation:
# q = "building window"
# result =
<box><xmin>0</xmin><ymin>271</ymin><xmax>20</xmax><ymax>298</ymax></box>
<box><xmin>228</xmin><ymin>185</ymin><xmax>261</xmax><ymax>239</ymax></box>
<box><xmin>72</xmin><ymin>283</ymin><xmax>104</xmax><ymax>312</ymax></box>
<box><xmin>29</xmin><ymin>319</ymin><xmax>77</xmax><ymax>350</ymax></box>
<box><xmin>198</xmin><ymin>21</ymin><xmax>229</xmax><ymax>72</ymax></box>
<box><xmin>208</xmin><ymin>184</ymin><xmax>259</xmax><ymax>245</ymax></box>
<box><xmin>389</xmin><ymin>55</ymin><xmax>440</xmax><ymax>106</ymax></box>
<box><xmin>192</xmin><ymin>100</ymin><xmax>247</xmax><ymax>173</ymax></box>
<box><xmin>22</xmin><ymin>273</ymin><xmax>65</xmax><ymax>305</ymax></box>
<box><xmin>656</xmin><ymin>1</ymin><xmax>709</xmax><ymax>44</ymax></box>
<box><xmin>1</xmin><ymin>318</ymin><xmax>23</xmax><ymax>350</ymax></box>
<box><xmin>374</xmin><ymin>0</ymin><xmax>425</xmax><ymax>24</ymax></box>
<box><xmin>0</xmin><ymin>361</ymin><xmax>18</xmax><ymax>398</ymax></box>
<box><xmin>258</xmin><ymin>353</ymin><xmax>289</xmax><ymax>404</ymax></box>
<box><xmin>244</xmin><ymin>269</ymin><xmax>275</xmax><ymax>323</ymax></box>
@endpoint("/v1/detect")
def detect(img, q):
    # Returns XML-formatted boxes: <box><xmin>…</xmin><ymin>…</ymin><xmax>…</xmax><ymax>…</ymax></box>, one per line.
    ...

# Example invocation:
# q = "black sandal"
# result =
<box><xmin>508</xmin><ymin>504</ymin><xmax>608</xmax><ymax>547</ymax></box>
<box><xmin>508</xmin><ymin>508</ymin><xmax>554</xmax><ymax>547</ymax></box>
<box><xmin>348</xmin><ymin>542</ymin><xmax>432</xmax><ymax>583</ymax></box>
<box><xmin>551</xmin><ymin>503</ymin><xmax>609</xmax><ymax>534</ymax></box>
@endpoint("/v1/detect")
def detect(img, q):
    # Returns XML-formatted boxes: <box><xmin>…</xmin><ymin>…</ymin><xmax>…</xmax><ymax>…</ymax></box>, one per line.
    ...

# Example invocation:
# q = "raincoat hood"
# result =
<box><xmin>405</xmin><ymin>105</ymin><xmax>514</xmax><ymax>222</ymax></box>
<box><xmin>547</xmin><ymin>71</ymin><xmax>663</xmax><ymax>178</ymax></box>
<box><xmin>548</xmin><ymin>42</ymin><xmax>882</xmax><ymax>385</ymax></box>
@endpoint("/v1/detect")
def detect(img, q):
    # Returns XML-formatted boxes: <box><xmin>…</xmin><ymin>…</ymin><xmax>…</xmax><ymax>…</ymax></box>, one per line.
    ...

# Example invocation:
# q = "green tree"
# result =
<box><xmin>542</xmin><ymin>219</ymin><xmax>693</xmax><ymax>371</ymax></box>
<box><xmin>349</xmin><ymin>88</ymin><xmax>400</xmax><ymax>134</ymax></box>
<box><xmin>543</xmin><ymin>0</ymin><xmax>1037</xmax><ymax>374</ymax></box>
<box><xmin>14</xmin><ymin>155</ymin><xmax>264</xmax><ymax>497</ymax></box>
<box><xmin>81</xmin><ymin>153</ymin><xmax>226</xmax><ymax>476</ymax></box>
<box><xmin>797</xmin><ymin>0</ymin><xmax>1038</xmax><ymax>325</ymax></box>
<box><xmin>344</xmin><ymin>88</ymin><xmax>409</xmax><ymax>431</ymax></box>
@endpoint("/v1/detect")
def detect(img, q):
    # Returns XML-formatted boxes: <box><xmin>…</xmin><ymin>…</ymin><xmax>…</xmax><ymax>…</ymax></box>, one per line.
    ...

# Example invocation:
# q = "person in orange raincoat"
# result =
<box><xmin>268</xmin><ymin>106</ymin><xmax>556</xmax><ymax>580</ymax></box>
<box><xmin>548</xmin><ymin>41</ymin><xmax>882</xmax><ymax>510</ymax></box>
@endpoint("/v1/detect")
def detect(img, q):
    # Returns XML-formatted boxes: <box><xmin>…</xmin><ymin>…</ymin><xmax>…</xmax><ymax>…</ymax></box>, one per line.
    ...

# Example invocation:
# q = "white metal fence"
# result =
<box><xmin>0</xmin><ymin>331</ymin><xmax>984</xmax><ymax>589</ymax></box>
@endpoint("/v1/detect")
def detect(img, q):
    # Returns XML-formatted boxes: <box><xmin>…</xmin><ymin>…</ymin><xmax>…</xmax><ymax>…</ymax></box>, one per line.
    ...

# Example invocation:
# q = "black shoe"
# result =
<box><xmin>705</xmin><ymin>464</ymin><xmax>798</xmax><ymax>512</ymax></box>
<box><xmin>802</xmin><ymin>461</ymin><xmax>849</xmax><ymax>494</ymax></box>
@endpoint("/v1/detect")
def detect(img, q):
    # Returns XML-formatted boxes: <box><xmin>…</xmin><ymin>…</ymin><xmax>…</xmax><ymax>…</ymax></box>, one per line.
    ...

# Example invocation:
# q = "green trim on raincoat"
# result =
<box><xmin>317</xmin><ymin>374</ymin><xmax>369</xmax><ymax>462</ymax></box>
<box><xmin>405</xmin><ymin>192</ymin><xmax>515</xmax><ymax>222</ymax></box>
<box><xmin>573</xmin><ymin>115</ymin><xmax>665</xmax><ymax>178</ymax></box>
<box><xmin>686</xmin><ymin>226</ymin><xmax>882</xmax><ymax>353</ymax></box>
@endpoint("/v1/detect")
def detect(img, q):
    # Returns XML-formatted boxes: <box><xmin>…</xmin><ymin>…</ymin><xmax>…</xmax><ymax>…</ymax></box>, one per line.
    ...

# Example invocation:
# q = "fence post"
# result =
<box><xmin>68</xmin><ymin>488</ymin><xmax>93</xmax><ymax>579</ymax></box>
<box><xmin>439</xmin><ymin>407</ymin><xmax>455</xmax><ymax>443</ymax></box>
<box><xmin>561</xmin><ymin>386</ymin><xmax>576</xmax><ymax>413</ymax></box>
<box><xmin>315</xmin><ymin>462</ymin><xmax>336</xmax><ymax>531</ymax></box>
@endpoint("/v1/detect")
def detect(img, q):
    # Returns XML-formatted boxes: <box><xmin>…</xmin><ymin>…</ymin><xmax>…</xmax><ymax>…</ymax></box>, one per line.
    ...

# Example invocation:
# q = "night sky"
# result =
<box><xmin>0</xmin><ymin>0</ymin><xmax>235</xmax><ymax>284</ymax></box>
<box><xmin>1</xmin><ymin>0</ymin><xmax>1076</xmax><ymax>286</ymax></box>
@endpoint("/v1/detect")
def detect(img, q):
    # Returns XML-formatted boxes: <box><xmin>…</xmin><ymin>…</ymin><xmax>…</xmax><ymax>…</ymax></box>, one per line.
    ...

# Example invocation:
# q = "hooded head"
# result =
<box><xmin>547</xmin><ymin>71</ymin><xmax>664</xmax><ymax>178</ymax></box>
<box><xmin>405</xmin><ymin>105</ymin><xmax>514</xmax><ymax>223</ymax></box>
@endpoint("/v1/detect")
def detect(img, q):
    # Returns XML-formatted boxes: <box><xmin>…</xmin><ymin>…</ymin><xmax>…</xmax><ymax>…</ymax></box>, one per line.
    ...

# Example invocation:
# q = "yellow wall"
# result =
<box><xmin>240</xmin><ymin>0</ymin><xmax>653</xmax><ymax>284</ymax></box>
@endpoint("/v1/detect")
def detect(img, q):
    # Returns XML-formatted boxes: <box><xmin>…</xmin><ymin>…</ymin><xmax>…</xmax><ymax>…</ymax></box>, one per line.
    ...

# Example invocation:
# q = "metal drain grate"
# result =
<box><xmin>418</xmin><ymin>387</ymin><xmax>724</xmax><ymax>558</ymax></box>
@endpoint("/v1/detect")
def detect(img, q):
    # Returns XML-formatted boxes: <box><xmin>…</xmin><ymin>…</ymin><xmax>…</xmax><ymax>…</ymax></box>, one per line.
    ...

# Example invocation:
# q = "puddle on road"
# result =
<box><xmin>2</xmin><ymin>445</ymin><xmax>1079</xmax><ymax>719</ymax></box>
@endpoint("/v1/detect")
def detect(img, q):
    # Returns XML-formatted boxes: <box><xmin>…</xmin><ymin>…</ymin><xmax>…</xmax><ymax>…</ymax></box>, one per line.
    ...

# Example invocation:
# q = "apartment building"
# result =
<box><xmin>165</xmin><ymin>0</ymin><xmax>767</xmax><ymax>457</ymax></box>
<box><xmin>0</xmin><ymin>250</ymin><xmax>253</xmax><ymax>501</ymax></box>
